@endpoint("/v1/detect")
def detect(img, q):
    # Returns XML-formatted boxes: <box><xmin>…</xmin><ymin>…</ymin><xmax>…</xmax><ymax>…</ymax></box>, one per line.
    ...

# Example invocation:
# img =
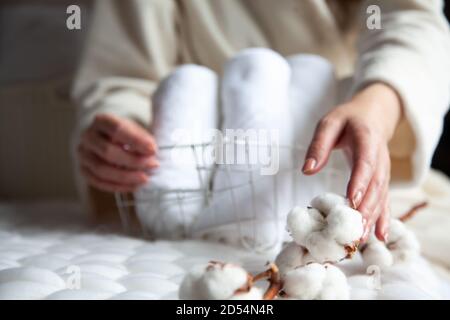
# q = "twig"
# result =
<box><xmin>399</xmin><ymin>201</ymin><xmax>428</xmax><ymax>222</ymax></box>
<box><xmin>262</xmin><ymin>263</ymin><xmax>281</xmax><ymax>300</ymax></box>
<box><xmin>251</xmin><ymin>263</ymin><xmax>281</xmax><ymax>300</ymax></box>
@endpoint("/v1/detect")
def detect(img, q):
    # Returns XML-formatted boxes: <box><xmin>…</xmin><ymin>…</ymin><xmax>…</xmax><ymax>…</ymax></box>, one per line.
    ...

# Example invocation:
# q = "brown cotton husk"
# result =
<box><xmin>344</xmin><ymin>241</ymin><xmax>359</xmax><ymax>259</ymax></box>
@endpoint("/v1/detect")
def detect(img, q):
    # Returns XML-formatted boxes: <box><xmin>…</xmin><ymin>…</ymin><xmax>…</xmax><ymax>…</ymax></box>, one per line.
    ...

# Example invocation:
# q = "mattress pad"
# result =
<box><xmin>0</xmin><ymin>200</ymin><xmax>449</xmax><ymax>300</ymax></box>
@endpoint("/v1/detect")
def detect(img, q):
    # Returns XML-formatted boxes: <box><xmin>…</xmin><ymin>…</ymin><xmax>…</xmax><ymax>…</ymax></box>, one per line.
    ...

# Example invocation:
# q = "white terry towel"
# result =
<box><xmin>287</xmin><ymin>54</ymin><xmax>348</xmax><ymax>210</ymax></box>
<box><xmin>135</xmin><ymin>65</ymin><xmax>219</xmax><ymax>239</ymax></box>
<box><xmin>191</xmin><ymin>48</ymin><xmax>293</xmax><ymax>252</ymax></box>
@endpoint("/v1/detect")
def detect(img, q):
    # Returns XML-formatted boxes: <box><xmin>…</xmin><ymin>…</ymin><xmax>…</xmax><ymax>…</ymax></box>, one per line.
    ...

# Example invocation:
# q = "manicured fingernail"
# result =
<box><xmin>302</xmin><ymin>158</ymin><xmax>317</xmax><ymax>173</ymax></box>
<box><xmin>146</xmin><ymin>158</ymin><xmax>160</xmax><ymax>168</ymax></box>
<box><xmin>352</xmin><ymin>191</ymin><xmax>363</xmax><ymax>209</ymax></box>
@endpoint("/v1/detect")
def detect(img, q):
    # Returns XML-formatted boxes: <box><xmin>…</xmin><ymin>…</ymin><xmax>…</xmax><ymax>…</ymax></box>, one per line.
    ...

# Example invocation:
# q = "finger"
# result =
<box><xmin>82</xmin><ymin>129</ymin><xmax>159</xmax><ymax>170</ymax></box>
<box><xmin>80</xmin><ymin>165</ymin><xmax>141</xmax><ymax>193</ymax></box>
<box><xmin>358</xmin><ymin>155</ymin><xmax>390</xmax><ymax>241</ymax></box>
<box><xmin>78</xmin><ymin>147</ymin><xmax>149</xmax><ymax>185</ymax></box>
<box><xmin>375</xmin><ymin>194</ymin><xmax>391</xmax><ymax>242</ymax></box>
<box><xmin>361</xmin><ymin>188</ymin><xmax>387</xmax><ymax>243</ymax></box>
<box><xmin>302</xmin><ymin>116</ymin><xmax>345</xmax><ymax>174</ymax></box>
<box><xmin>93</xmin><ymin>114</ymin><xmax>157</xmax><ymax>156</ymax></box>
<box><xmin>346</xmin><ymin>126</ymin><xmax>379</xmax><ymax>209</ymax></box>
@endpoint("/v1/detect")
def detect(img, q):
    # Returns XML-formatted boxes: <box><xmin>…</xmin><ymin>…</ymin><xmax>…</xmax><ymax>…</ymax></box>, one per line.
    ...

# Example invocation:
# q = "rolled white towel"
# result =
<box><xmin>192</xmin><ymin>48</ymin><xmax>293</xmax><ymax>252</ymax></box>
<box><xmin>287</xmin><ymin>54</ymin><xmax>348</xmax><ymax>210</ymax></box>
<box><xmin>135</xmin><ymin>65</ymin><xmax>219</xmax><ymax>239</ymax></box>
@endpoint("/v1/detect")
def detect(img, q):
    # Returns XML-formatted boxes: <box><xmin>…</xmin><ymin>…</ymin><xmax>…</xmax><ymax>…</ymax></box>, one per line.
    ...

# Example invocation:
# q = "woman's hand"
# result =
<box><xmin>302</xmin><ymin>83</ymin><xmax>403</xmax><ymax>243</ymax></box>
<box><xmin>77</xmin><ymin>113</ymin><xmax>159</xmax><ymax>193</ymax></box>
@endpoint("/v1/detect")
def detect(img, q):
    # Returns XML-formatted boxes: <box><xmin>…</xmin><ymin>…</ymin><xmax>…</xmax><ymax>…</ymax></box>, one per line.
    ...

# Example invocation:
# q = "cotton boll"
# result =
<box><xmin>287</xmin><ymin>207</ymin><xmax>324</xmax><ymax>246</ymax></box>
<box><xmin>326</xmin><ymin>205</ymin><xmax>363</xmax><ymax>245</ymax></box>
<box><xmin>286</xmin><ymin>193</ymin><xmax>363</xmax><ymax>263</ymax></box>
<box><xmin>361</xmin><ymin>220</ymin><xmax>420</xmax><ymax>268</ymax></box>
<box><xmin>282</xmin><ymin>263</ymin><xmax>349</xmax><ymax>300</ymax></box>
<box><xmin>282</xmin><ymin>263</ymin><xmax>327</xmax><ymax>300</ymax></box>
<box><xmin>198</xmin><ymin>263</ymin><xmax>249</xmax><ymax>300</ymax></box>
<box><xmin>387</xmin><ymin>219</ymin><xmax>420</xmax><ymax>264</ymax></box>
<box><xmin>310</xmin><ymin>193</ymin><xmax>348</xmax><ymax>215</ymax></box>
<box><xmin>306</xmin><ymin>232</ymin><xmax>347</xmax><ymax>263</ymax></box>
<box><xmin>275</xmin><ymin>242</ymin><xmax>315</xmax><ymax>276</ymax></box>
<box><xmin>390</xmin><ymin>231</ymin><xmax>420</xmax><ymax>263</ymax></box>
<box><xmin>361</xmin><ymin>237</ymin><xmax>394</xmax><ymax>269</ymax></box>
<box><xmin>179</xmin><ymin>262</ymin><xmax>250</xmax><ymax>300</ymax></box>
<box><xmin>230</xmin><ymin>287</ymin><xmax>263</xmax><ymax>300</ymax></box>
<box><xmin>318</xmin><ymin>264</ymin><xmax>350</xmax><ymax>300</ymax></box>
<box><xmin>388</xmin><ymin>219</ymin><xmax>408</xmax><ymax>243</ymax></box>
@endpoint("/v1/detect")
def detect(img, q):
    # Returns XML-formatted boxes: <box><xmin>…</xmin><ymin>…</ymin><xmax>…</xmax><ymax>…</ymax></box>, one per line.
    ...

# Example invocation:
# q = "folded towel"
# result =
<box><xmin>191</xmin><ymin>48</ymin><xmax>293</xmax><ymax>252</ymax></box>
<box><xmin>287</xmin><ymin>54</ymin><xmax>348</xmax><ymax>208</ymax></box>
<box><xmin>135</xmin><ymin>65</ymin><xmax>219</xmax><ymax>239</ymax></box>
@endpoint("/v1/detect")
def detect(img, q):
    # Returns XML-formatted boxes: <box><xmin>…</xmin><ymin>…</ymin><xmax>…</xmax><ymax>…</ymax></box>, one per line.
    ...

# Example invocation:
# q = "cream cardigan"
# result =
<box><xmin>73</xmin><ymin>0</ymin><xmax>450</xmax><ymax>187</ymax></box>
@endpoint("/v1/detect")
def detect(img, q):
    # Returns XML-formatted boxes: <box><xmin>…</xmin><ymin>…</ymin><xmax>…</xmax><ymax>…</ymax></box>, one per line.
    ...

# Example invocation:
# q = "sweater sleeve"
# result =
<box><xmin>351</xmin><ymin>0</ymin><xmax>450</xmax><ymax>187</ymax></box>
<box><xmin>72</xmin><ymin>0</ymin><xmax>179</xmax><ymax>133</ymax></box>
<box><xmin>70</xmin><ymin>0</ymin><xmax>180</xmax><ymax>209</ymax></box>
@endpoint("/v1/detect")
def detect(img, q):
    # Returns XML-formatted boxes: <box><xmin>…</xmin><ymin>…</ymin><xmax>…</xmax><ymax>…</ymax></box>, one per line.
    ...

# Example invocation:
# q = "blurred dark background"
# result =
<box><xmin>432</xmin><ymin>1</ymin><xmax>450</xmax><ymax>176</ymax></box>
<box><xmin>0</xmin><ymin>0</ymin><xmax>449</xmax><ymax>202</ymax></box>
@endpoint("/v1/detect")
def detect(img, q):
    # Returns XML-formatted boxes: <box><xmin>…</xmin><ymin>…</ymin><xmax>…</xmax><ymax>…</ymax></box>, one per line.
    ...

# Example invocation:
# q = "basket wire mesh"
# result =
<box><xmin>115</xmin><ymin>139</ymin><xmax>348</xmax><ymax>252</ymax></box>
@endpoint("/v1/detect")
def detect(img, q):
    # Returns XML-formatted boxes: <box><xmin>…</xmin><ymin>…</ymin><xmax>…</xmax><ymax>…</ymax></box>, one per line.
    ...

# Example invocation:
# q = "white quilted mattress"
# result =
<box><xmin>0</xmin><ymin>201</ymin><xmax>449</xmax><ymax>300</ymax></box>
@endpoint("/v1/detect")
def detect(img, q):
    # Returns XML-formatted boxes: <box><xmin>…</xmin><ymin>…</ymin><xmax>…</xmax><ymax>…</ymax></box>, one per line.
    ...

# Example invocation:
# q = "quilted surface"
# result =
<box><xmin>0</xmin><ymin>202</ymin><xmax>449</xmax><ymax>300</ymax></box>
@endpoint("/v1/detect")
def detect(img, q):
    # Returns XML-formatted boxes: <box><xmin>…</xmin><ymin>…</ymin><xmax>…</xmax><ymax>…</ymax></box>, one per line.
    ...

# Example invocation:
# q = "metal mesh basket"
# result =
<box><xmin>115</xmin><ymin>140</ymin><xmax>349</xmax><ymax>252</ymax></box>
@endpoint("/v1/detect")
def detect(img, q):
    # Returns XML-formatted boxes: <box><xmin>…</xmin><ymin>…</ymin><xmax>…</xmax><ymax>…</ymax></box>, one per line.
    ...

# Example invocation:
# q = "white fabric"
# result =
<box><xmin>287</xmin><ymin>55</ymin><xmax>349</xmax><ymax>207</ymax></box>
<box><xmin>138</xmin><ymin>52</ymin><xmax>350</xmax><ymax>252</ymax></box>
<box><xmin>72</xmin><ymin>0</ymin><xmax>450</xmax><ymax>194</ymax></box>
<box><xmin>0</xmin><ymin>195</ymin><xmax>449</xmax><ymax>300</ymax></box>
<box><xmin>135</xmin><ymin>65</ymin><xmax>218</xmax><ymax>239</ymax></box>
<box><xmin>192</xmin><ymin>48</ymin><xmax>293</xmax><ymax>252</ymax></box>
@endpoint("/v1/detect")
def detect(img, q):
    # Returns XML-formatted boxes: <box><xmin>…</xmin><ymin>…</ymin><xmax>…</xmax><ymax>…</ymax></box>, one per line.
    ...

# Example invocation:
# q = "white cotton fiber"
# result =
<box><xmin>310</xmin><ymin>193</ymin><xmax>348</xmax><ymax>216</ymax></box>
<box><xmin>282</xmin><ymin>263</ymin><xmax>349</xmax><ymax>300</ymax></box>
<box><xmin>319</xmin><ymin>264</ymin><xmax>350</xmax><ymax>300</ymax></box>
<box><xmin>287</xmin><ymin>207</ymin><xmax>324</xmax><ymax>247</ymax></box>
<box><xmin>229</xmin><ymin>287</ymin><xmax>263</xmax><ymax>300</ymax></box>
<box><xmin>179</xmin><ymin>262</ymin><xmax>251</xmax><ymax>300</ymax></box>
<box><xmin>135</xmin><ymin>65</ymin><xmax>219</xmax><ymax>239</ymax></box>
<box><xmin>361</xmin><ymin>219</ymin><xmax>420</xmax><ymax>268</ymax></box>
<box><xmin>193</xmin><ymin>48</ymin><xmax>293</xmax><ymax>251</ymax></box>
<box><xmin>282</xmin><ymin>263</ymin><xmax>326</xmax><ymax>300</ymax></box>
<box><xmin>326</xmin><ymin>205</ymin><xmax>364</xmax><ymax>245</ymax></box>
<box><xmin>196</xmin><ymin>263</ymin><xmax>249</xmax><ymax>300</ymax></box>
<box><xmin>306</xmin><ymin>232</ymin><xmax>348</xmax><ymax>263</ymax></box>
<box><xmin>388</xmin><ymin>220</ymin><xmax>420</xmax><ymax>263</ymax></box>
<box><xmin>286</xmin><ymin>193</ymin><xmax>363</xmax><ymax>263</ymax></box>
<box><xmin>361</xmin><ymin>237</ymin><xmax>394</xmax><ymax>269</ymax></box>
<box><xmin>275</xmin><ymin>241</ymin><xmax>315</xmax><ymax>276</ymax></box>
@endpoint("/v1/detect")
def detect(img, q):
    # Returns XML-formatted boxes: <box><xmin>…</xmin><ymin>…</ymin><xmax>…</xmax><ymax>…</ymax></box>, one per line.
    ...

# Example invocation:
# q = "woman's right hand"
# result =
<box><xmin>77</xmin><ymin>113</ymin><xmax>159</xmax><ymax>193</ymax></box>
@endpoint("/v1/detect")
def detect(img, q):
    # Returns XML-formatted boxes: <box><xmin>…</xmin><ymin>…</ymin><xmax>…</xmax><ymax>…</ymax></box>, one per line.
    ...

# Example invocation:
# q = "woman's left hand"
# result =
<box><xmin>302</xmin><ymin>83</ymin><xmax>403</xmax><ymax>243</ymax></box>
